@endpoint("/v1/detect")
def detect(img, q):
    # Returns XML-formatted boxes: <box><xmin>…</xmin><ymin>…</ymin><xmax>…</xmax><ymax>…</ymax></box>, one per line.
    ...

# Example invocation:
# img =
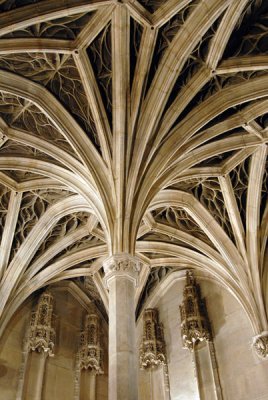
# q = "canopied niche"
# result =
<box><xmin>137</xmin><ymin>270</ymin><xmax>268</xmax><ymax>400</ymax></box>
<box><xmin>0</xmin><ymin>282</ymin><xmax>108</xmax><ymax>400</ymax></box>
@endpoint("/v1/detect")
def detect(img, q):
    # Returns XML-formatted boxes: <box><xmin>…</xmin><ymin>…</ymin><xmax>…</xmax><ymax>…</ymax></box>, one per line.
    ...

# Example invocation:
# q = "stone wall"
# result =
<box><xmin>0</xmin><ymin>289</ymin><xmax>108</xmax><ymax>400</ymax></box>
<box><xmin>1</xmin><ymin>275</ymin><xmax>267</xmax><ymax>400</ymax></box>
<box><xmin>137</xmin><ymin>274</ymin><xmax>268</xmax><ymax>400</ymax></box>
<box><xmin>0</xmin><ymin>297</ymin><xmax>33</xmax><ymax>400</ymax></box>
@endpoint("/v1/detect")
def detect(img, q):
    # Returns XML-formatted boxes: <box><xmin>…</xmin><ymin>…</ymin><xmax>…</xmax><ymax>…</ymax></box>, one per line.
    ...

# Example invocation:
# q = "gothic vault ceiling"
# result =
<box><xmin>0</xmin><ymin>0</ymin><xmax>267</xmax><ymax>336</ymax></box>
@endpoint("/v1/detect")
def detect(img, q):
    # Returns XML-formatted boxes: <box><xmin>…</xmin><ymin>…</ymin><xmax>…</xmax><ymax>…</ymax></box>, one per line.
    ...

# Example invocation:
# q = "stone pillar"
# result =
<box><xmin>79</xmin><ymin>371</ymin><xmax>97</xmax><ymax>400</ymax></box>
<box><xmin>31</xmin><ymin>351</ymin><xmax>48</xmax><ymax>400</ymax></box>
<box><xmin>103</xmin><ymin>254</ymin><xmax>140</xmax><ymax>400</ymax></box>
<box><xmin>26</xmin><ymin>290</ymin><xmax>55</xmax><ymax>400</ymax></box>
<box><xmin>207</xmin><ymin>340</ymin><xmax>223</xmax><ymax>400</ymax></box>
<box><xmin>89</xmin><ymin>373</ymin><xmax>96</xmax><ymax>400</ymax></box>
<box><xmin>191</xmin><ymin>347</ymin><xmax>202</xmax><ymax>400</ymax></box>
<box><xmin>16</xmin><ymin>335</ymin><xmax>30</xmax><ymax>400</ymax></box>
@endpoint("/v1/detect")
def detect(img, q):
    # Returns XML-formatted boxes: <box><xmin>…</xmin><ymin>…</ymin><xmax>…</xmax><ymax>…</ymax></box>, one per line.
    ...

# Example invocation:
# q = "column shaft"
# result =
<box><xmin>108</xmin><ymin>275</ymin><xmax>138</xmax><ymax>400</ymax></box>
<box><xmin>31</xmin><ymin>351</ymin><xmax>47</xmax><ymax>400</ymax></box>
<box><xmin>192</xmin><ymin>348</ymin><xmax>202</xmax><ymax>400</ymax></box>
<box><xmin>16</xmin><ymin>338</ymin><xmax>29</xmax><ymax>400</ymax></box>
<box><xmin>89</xmin><ymin>373</ymin><xmax>96</xmax><ymax>400</ymax></box>
<box><xmin>207</xmin><ymin>341</ymin><xmax>223</xmax><ymax>400</ymax></box>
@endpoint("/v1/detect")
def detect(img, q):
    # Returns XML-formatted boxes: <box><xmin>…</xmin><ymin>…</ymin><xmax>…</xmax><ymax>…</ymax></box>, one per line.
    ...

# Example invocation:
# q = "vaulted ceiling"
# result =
<box><xmin>0</xmin><ymin>0</ymin><xmax>267</xmax><ymax>336</ymax></box>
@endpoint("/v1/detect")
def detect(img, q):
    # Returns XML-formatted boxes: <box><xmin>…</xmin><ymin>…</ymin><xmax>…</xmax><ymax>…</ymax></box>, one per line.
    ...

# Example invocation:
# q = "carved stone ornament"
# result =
<box><xmin>253</xmin><ymin>331</ymin><xmax>268</xmax><ymax>359</ymax></box>
<box><xmin>103</xmin><ymin>253</ymin><xmax>141</xmax><ymax>287</ymax></box>
<box><xmin>77</xmin><ymin>311</ymin><xmax>104</xmax><ymax>374</ymax></box>
<box><xmin>140</xmin><ymin>308</ymin><xmax>167</xmax><ymax>369</ymax></box>
<box><xmin>179</xmin><ymin>271</ymin><xmax>211</xmax><ymax>351</ymax></box>
<box><xmin>28</xmin><ymin>291</ymin><xmax>55</xmax><ymax>356</ymax></box>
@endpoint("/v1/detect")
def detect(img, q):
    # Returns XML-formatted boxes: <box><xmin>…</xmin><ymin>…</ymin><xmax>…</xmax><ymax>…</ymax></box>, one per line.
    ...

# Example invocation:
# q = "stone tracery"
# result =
<box><xmin>0</xmin><ymin>0</ymin><xmax>267</xmax><ymax>398</ymax></box>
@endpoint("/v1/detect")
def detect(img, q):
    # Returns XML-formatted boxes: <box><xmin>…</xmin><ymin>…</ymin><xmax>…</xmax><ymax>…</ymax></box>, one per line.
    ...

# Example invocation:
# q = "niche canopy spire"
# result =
<box><xmin>140</xmin><ymin>308</ymin><xmax>167</xmax><ymax>369</ymax></box>
<box><xmin>28</xmin><ymin>291</ymin><xmax>55</xmax><ymax>356</ymax></box>
<box><xmin>78</xmin><ymin>310</ymin><xmax>104</xmax><ymax>374</ymax></box>
<box><xmin>179</xmin><ymin>271</ymin><xmax>211</xmax><ymax>351</ymax></box>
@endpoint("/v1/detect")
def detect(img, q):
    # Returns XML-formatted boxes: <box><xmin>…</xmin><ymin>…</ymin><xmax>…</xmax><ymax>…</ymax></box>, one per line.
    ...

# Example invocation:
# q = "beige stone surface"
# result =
<box><xmin>138</xmin><ymin>277</ymin><xmax>268</xmax><ymax>400</ymax></box>
<box><xmin>0</xmin><ymin>298</ymin><xmax>33</xmax><ymax>400</ymax></box>
<box><xmin>0</xmin><ymin>289</ymin><xmax>108</xmax><ymax>400</ymax></box>
<box><xmin>107</xmin><ymin>269</ymin><xmax>138</xmax><ymax>400</ymax></box>
<box><xmin>0</xmin><ymin>1</ymin><xmax>267</xmax><ymax>399</ymax></box>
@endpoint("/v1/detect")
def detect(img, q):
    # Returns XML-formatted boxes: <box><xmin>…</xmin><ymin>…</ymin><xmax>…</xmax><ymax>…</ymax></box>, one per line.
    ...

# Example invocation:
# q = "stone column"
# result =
<box><xmin>25</xmin><ymin>290</ymin><xmax>55</xmax><ymax>400</ymax></box>
<box><xmin>191</xmin><ymin>347</ymin><xmax>202</xmax><ymax>400</ymax></box>
<box><xmin>79</xmin><ymin>371</ymin><xmax>97</xmax><ymax>400</ymax></box>
<box><xmin>103</xmin><ymin>254</ymin><xmax>140</xmax><ymax>400</ymax></box>
<box><xmin>31</xmin><ymin>351</ymin><xmax>48</xmax><ymax>400</ymax></box>
<box><xmin>207</xmin><ymin>341</ymin><xmax>223</xmax><ymax>400</ymax></box>
<box><xmin>88</xmin><ymin>373</ymin><xmax>96</xmax><ymax>400</ymax></box>
<box><xmin>16</xmin><ymin>335</ymin><xmax>30</xmax><ymax>400</ymax></box>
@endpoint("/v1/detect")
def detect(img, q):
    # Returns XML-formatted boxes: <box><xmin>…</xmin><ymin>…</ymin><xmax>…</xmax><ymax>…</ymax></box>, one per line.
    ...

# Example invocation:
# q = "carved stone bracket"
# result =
<box><xmin>103</xmin><ymin>253</ymin><xmax>141</xmax><ymax>287</ymax></box>
<box><xmin>253</xmin><ymin>331</ymin><xmax>268</xmax><ymax>359</ymax></box>
<box><xmin>179</xmin><ymin>271</ymin><xmax>211</xmax><ymax>351</ymax></box>
<box><xmin>140</xmin><ymin>308</ymin><xmax>167</xmax><ymax>369</ymax></box>
<box><xmin>77</xmin><ymin>311</ymin><xmax>104</xmax><ymax>374</ymax></box>
<box><xmin>28</xmin><ymin>291</ymin><xmax>55</xmax><ymax>356</ymax></box>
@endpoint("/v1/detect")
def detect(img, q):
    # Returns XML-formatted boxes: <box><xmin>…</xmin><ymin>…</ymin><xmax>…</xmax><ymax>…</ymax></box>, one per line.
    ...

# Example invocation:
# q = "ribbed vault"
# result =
<box><xmin>0</xmin><ymin>0</ymin><xmax>267</xmax><ymax>338</ymax></box>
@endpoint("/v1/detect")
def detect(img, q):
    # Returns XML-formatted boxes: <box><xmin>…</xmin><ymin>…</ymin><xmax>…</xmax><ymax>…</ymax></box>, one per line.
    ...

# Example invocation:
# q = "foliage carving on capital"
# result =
<box><xmin>28</xmin><ymin>290</ymin><xmax>56</xmax><ymax>356</ymax></box>
<box><xmin>103</xmin><ymin>254</ymin><xmax>141</xmax><ymax>285</ymax></box>
<box><xmin>253</xmin><ymin>332</ymin><xmax>268</xmax><ymax>359</ymax></box>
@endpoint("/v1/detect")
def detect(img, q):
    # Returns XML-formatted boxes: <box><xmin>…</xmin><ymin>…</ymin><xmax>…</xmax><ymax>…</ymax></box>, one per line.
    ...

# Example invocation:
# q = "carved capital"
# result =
<box><xmin>103</xmin><ymin>254</ymin><xmax>141</xmax><ymax>287</ymax></box>
<box><xmin>253</xmin><ymin>331</ymin><xmax>268</xmax><ymax>359</ymax></box>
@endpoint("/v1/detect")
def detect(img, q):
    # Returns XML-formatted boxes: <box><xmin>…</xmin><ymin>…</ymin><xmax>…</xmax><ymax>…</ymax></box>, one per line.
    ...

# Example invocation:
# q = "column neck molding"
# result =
<box><xmin>103</xmin><ymin>253</ymin><xmax>141</xmax><ymax>288</ymax></box>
